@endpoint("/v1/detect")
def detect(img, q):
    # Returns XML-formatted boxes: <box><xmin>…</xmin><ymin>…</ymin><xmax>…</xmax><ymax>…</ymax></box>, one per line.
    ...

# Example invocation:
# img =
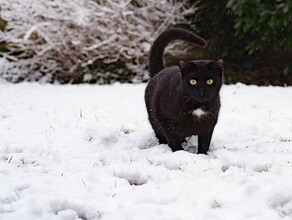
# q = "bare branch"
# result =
<box><xmin>0</xmin><ymin>0</ymin><xmax>195</xmax><ymax>83</ymax></box>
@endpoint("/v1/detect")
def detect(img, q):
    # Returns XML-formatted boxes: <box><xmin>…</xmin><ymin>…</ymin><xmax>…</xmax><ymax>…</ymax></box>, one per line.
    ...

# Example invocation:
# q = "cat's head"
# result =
<box><xmin>179</xmin><ymin>59</ymin><xmax>223</xmax><ymax>102</ymax></box>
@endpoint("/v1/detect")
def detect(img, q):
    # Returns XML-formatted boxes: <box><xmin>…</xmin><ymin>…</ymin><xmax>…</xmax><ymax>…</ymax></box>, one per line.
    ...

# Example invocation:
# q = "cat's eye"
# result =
<box><xmin>206</xmin><ymin>79</ymin><xmax>214</xmax><ymax>85</ymax></box>
<box><xmin>190</xmin><ymin>79</ymin><xmax>197</xmax><ymax>85</ymax></box>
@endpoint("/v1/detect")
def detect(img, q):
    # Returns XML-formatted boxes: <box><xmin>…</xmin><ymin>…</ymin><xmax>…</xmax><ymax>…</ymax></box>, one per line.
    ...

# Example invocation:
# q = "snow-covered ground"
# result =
<box><xmin>1</xmin><ymin>82</ymin><xmax>292</xmax><ymax>220</ymax></box>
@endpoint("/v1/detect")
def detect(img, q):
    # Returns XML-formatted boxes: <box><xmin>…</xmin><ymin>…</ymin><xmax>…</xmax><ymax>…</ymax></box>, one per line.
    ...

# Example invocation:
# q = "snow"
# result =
<box><xmin>181</xmin><ymin>135</ymin><xmax>198</xmax><ymax>153</ymax></box>
<box><xmin>0</xmin><ymin>82</ymin><xmax>292</xmax><ymax>220</ymax></box>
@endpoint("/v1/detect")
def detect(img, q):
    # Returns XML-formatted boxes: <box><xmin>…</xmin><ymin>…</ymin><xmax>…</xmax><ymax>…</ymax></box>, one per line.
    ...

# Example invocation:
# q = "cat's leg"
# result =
<box><xmin>163</xmin><ymin>119</ymin><xmax>183</xmax><ymax>152</ymax></box>
<box><xmin>156</xmin><ymin>133</ymin><xmax>167</xmax><ymax>144</ymax></box>
<box><xmin>167</xmin><ymin>135</ymin><xmax>183</xmax><ymax>152</ymax></box>
<box><xmin>149</xmin><ymin>119</ymin><xmax>168</xmax><ymax>144</ymax></box>
<box><xmin>198</xmin><ymin>129</ymin><xmax>214</xmax><ymax>154</ymax></box>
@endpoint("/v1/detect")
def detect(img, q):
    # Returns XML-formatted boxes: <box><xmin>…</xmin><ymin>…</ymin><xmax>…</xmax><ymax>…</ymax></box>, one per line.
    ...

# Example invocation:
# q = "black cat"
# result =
<box><xmin>145</xmin><ymin>28</ymin><xmax>223</xmax><ymax>154</ymax></box>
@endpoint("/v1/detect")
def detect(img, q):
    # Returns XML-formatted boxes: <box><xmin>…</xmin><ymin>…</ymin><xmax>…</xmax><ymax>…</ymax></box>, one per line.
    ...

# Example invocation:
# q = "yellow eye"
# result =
<box><xmin>206</xmin><ymin>79</ymin><xmax>214</xmax><ymax>85</ymax></box>
<box><xmin>190</xmin><ymin>79</ymin><xmax>197</xmax><ymax>85</ymax></box>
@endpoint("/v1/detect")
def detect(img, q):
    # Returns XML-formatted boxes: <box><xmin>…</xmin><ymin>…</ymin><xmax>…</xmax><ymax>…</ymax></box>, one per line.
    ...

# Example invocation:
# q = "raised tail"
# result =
<box><xmin>148</xmin><ymin>28</ymin><xmax>207</xmax><ymax>77</ymax></box>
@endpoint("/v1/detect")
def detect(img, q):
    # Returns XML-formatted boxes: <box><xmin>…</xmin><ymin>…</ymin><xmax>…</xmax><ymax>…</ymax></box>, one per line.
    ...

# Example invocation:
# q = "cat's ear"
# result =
<box><xmin>215</xmin><ymin>59</ymin><xmax>224</xmax><ymax>71</ymax></box>
<box><xmin>211</xmin><ymin>59</ymin><xmax>224</xmax><ymax>71</ymax></box>
<box><xmin>179</xmin><ymin>60</ymin><xmax>192</xmax><ymax>76</ymax></box>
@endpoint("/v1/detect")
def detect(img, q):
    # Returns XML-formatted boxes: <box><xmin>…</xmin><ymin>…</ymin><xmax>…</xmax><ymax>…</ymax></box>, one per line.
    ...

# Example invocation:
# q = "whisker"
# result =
<box><xmin>182</xmin><ymin>97</ymin><xmax>191</xmax><ymax>109</ymax></box>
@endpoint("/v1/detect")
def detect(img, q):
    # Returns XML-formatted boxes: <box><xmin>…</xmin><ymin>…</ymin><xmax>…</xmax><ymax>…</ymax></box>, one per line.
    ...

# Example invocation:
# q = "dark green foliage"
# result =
<box><xmin>189</xmin><ymin>0</ymin><xmax>292</xmax><ymax>75</ymax></box>
<box><xmin>227</xmin><ymin>0</ymin><xmax>291</xmax><ymax>55</ymax></box>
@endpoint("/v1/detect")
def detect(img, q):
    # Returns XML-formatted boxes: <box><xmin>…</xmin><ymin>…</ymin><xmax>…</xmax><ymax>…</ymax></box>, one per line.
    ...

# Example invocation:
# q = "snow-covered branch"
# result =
<box><xmin>0</xmin><ymin>0</ymin><xmax>195</xmax><ymax>83</ymax></box>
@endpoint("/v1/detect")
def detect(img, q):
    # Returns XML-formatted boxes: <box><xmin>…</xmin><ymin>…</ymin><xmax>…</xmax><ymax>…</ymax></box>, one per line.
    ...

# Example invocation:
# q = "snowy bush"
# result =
<box><xmin>0</xmin><ymin>0</ymin><xmax>195</xmax><ymax>83</ymax></box>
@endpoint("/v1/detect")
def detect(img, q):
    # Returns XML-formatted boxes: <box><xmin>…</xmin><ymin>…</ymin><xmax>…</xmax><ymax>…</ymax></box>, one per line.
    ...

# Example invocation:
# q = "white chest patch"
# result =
<box><xmin>192</xmin><ymin>108</ymin><xmax>206</xmax><ymax>118</ymax></box>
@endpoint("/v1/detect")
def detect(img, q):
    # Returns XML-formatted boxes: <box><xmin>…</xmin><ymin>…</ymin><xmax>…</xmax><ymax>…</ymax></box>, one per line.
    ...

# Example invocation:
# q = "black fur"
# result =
<box><xmin>145</xmin><ymin>28</ymin><xmax>223</xmax><ymax>154</ymax></box>
<box><xmin>149</xmin><ymin>28</ymin><xmax>207</xmax><ymax>77</ymax></box>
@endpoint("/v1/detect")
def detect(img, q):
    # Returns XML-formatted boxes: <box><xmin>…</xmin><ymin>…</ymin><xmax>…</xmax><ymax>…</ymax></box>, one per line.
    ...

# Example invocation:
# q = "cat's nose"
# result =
<box><xmin>199</xmin><ymin>89</ymin><xmax>205</xmax><ymax>97</ymax></box>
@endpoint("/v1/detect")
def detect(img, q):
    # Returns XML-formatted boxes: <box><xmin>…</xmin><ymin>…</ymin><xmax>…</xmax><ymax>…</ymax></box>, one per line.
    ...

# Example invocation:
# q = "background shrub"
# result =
<box><xmin>189</xmin><ymin>0</ymin><xmax>292</xmax><ymax>78</ymax></box>
<box><xmin>1</xmin><ymin>0</ymin><xmax>291</xmax><ymax>85</ymax></box>
<box><xmin>0</xmin><ymin>0</ymin><xmax>194</xmax><ymax>83</ymax></box>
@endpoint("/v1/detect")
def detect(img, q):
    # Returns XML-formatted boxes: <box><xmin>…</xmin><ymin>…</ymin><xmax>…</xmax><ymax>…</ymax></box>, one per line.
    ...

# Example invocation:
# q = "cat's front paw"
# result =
<box><xmin>197</xmin><ymin>149</ymin><xmax>208</xmax><ymax>154</ymax></box>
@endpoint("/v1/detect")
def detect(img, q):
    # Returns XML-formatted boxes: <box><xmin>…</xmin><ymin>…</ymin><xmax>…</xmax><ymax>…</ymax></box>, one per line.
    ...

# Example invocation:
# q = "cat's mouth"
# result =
<box><xmin>191</xmin><ymin>96</ymin><xmax>211</xmax><ymax>103</ymax></box>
